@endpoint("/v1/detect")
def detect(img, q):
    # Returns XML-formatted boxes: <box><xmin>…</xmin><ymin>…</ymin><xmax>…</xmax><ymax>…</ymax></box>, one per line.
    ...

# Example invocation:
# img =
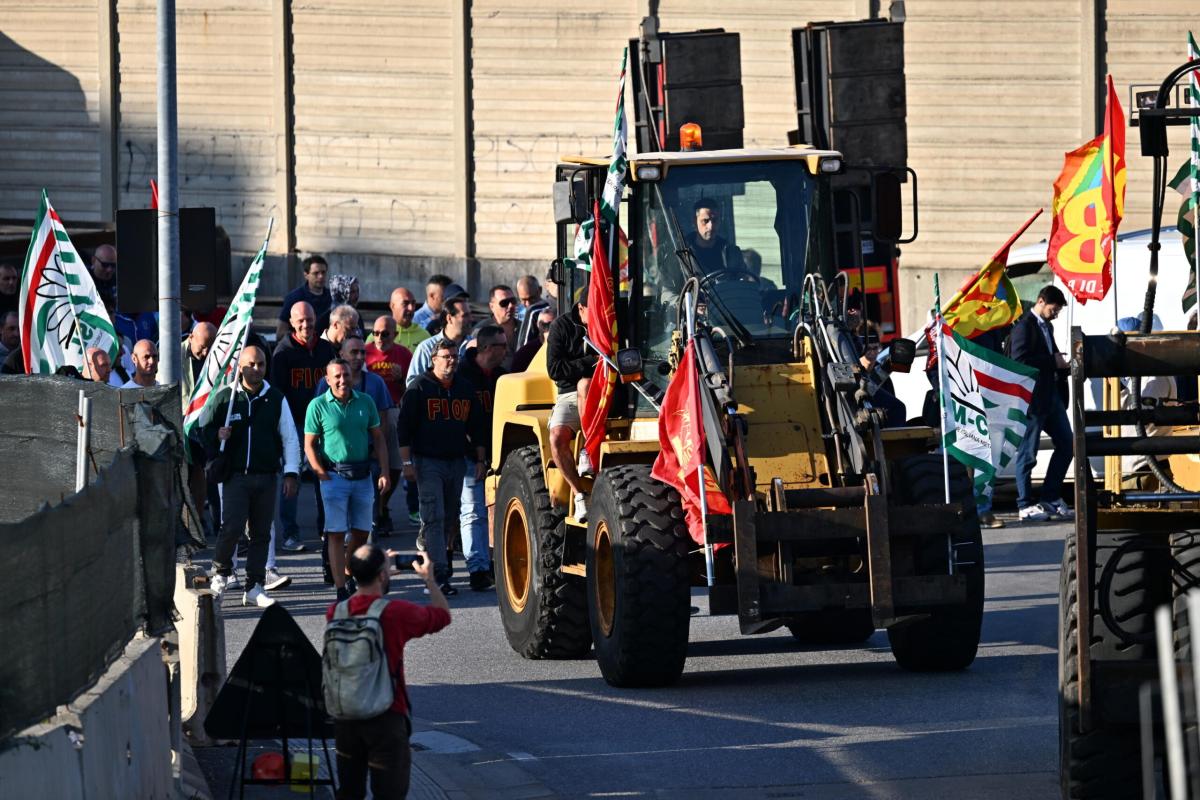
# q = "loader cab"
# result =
<box><xmin>553</xmin><ymin>148</ymin><xmax>841</xmax><ymax>411</ymax></box>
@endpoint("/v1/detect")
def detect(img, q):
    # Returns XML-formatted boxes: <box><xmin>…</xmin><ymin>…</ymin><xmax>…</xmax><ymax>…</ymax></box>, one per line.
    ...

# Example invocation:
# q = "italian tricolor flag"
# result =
<box><xmin>939</xmin><ymin>321</ymin><xmax>1038</xmax><ymax>504</ymax></box>
<box><xmin>19</xmin><ymin>191</ymin><xmax>119</xmax><ymax>374</ymax></box>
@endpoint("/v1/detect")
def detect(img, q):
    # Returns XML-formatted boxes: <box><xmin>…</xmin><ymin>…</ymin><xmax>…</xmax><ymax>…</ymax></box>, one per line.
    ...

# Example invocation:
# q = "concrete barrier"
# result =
<box><xmin>0</xmin><ymin>635</ymin><xmax>173</xmax><ymax>799</ymax></box>
<box><xmin>174</xmin><ymin>563</ymin><xmax>226</xmax><ymax>746</ymax></box>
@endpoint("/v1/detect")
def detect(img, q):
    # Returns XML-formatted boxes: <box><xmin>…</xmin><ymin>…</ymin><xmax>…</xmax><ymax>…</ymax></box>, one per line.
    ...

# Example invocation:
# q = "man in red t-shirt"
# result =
<box><xmin>365</xmin><ymin>315</ymin><xmax>413</xmax><ymax>534</ymax></box>
<box><xmin>326</xmin><ymin>545</ymin><xmax>450</xmax><ymax>799</ymax></box>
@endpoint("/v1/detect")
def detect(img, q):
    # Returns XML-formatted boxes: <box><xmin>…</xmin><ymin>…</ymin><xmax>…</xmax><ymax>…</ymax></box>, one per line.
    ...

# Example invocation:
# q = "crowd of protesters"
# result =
<box><xmin>2</xmin><ymin>244</ymin><xmax>563</xmax><ymax>609</ymax></box>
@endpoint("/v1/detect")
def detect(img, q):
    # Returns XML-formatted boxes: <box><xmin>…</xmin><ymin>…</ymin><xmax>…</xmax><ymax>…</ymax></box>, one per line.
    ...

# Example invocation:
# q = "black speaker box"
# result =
<box><xmin>793</xmin><ymin>21</ymin><xmax>907</xmax><ymax>170</ymax></box>
<box><xmin>115</xmin><ymin>207</ymin><xmax>223</xmax><ymax>314</ymax></box>
<box><xmin>630</xmin><ymin>30</ymin><xmax>744</xmax><ymax>153</ymax></box>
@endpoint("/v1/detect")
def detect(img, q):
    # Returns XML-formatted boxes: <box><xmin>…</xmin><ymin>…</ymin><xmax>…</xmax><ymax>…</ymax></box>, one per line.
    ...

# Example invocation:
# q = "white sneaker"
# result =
<box><xmin>226</xmin><ymin>572</ymin><xmax>242</xmax><ymax>591</ymax></box>
<box><xmin>263</xmin><ymin>569</ymin><xmax>291</xmax><ymax>591</ymax></box>
<box><xmin>1018</xmin><ymin>504</ymin><xmax>1051</xmax><ymax>523</ymax></box>
<box><xmin>573</xmin><ymin>492</ymin><xmax>588</xmax><ymax>524</ymax></box>
<box><xmin>1048</xmin><ymin>499</ymin><xmax>1074</xmax><ymax>520</ymax></box>
<box><xmin>243</xmin><ymin>585</ymin><xmax>276</xmax><ymax>608</ymax></box>
<box><xmin>577</xmin><ymin>449</ymin><xmax>594</xmax><ymax>478</ymax></box>
<box><xmin>209</xmin><ymin>573</ymin><xmax>229</xmax><ymax>597</ymax></box>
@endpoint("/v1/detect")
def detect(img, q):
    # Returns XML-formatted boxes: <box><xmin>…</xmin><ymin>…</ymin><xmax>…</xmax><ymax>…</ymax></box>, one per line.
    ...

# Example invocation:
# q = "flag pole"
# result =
<box><xmin>934</xmin><ymin>274</ymin><xmax>951</xmax><ymax>504</ymax></box>
<box><xmin>685</xmin><ymin>289</ymin><xmax>716</xmax><ymax>588</ymax></box>
<box><xmin>217</xmin><ymin>218</ymin><xmax>273</xmax><ymax>454</ymax></box>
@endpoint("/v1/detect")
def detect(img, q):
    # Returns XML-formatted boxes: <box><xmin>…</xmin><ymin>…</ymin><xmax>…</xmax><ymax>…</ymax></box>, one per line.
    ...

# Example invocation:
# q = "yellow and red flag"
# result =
<box><xmin>651</xmin><ymin>340</ymin><xmax>732</xmax><ymax>545</ymax></box>
<box><xmin>942</xmin><ymin>209</ymin><xmax>1043</xmax><ymax>338</ymax></box>
<box><xmin>1048</xmin><ymin>75</ymin><xmax>1127</xmax><ymax>303</ymax></box>
<box><xmin>579</xmin><ymin>204</ymin><xmax>618</xmax><ymax>469</ymax></box>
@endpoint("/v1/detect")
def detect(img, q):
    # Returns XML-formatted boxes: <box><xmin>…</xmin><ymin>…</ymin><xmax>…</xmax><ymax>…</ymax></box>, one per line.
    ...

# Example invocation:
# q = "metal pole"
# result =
<box><xmin>685</xmin><ymin>290</ymin><xmax>715</xmax><ymax>588</ymax></box>
<box><xmin>156</xmin><ymin>0</ymin><xmax>181</xmax><ymax>384</ymax></box>
<box><xmin>75</xmin><ymin>390</ymin><xmax>91</xmax><ymax>491</ymax></box>
<box><xmin>1156</xmin><ymin>605</ymin><xmax>1188</xmax><ymax>800</ymax></box>
<box><xmin>933</xmin><ymin>274</ymin><xmax>951</xmax><ymax>504</ymax></box>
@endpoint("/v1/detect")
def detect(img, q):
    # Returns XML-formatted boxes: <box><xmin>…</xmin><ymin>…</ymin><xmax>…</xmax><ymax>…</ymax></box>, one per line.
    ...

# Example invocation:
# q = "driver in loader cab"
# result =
<box><xmin>684</xmin><ymin>197</ymin><xmax>744</xmax><ymax>275</ymax></box>
<box><xmin>545</xmin><ymin>285</ymin><xmax>596</xmax><ymax>524</ymax></box>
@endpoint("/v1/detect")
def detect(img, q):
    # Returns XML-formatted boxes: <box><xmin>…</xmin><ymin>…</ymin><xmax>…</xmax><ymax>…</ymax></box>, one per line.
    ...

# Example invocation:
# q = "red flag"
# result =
<box><xmin>150</xmin><ymin>179</ymin><xmax>158</xmax><ymax>210</ymax></box>
<box><xmin>1047</xmin><ymin>75</ymin><xmax>1126</xmax><ymax>303</ymax></box>
<box><xmin>651</xmin><ymin>340</ymin><xmax>732</xmax><ymax>545</ymax></box>
<box><xmin>579</xmin><ymin>203</ymin><xmax>617</xmax><ymax>468</ymax></box>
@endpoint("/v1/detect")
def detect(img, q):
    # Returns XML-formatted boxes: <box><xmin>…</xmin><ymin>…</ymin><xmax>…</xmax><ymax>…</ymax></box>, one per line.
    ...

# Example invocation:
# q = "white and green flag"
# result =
<box><xmin>569</xmin><ymin>47</ymin><xmax>629</xmax><ymax>275</ymax></box>
<box><xmin>18</xmin><ymin>191</ymin><xmax>119</xmax><ymax>374</ymax></box>
<box><xmin>182</xmin><ymin>225</ymin><xmax>270</xmax><ymax>435</ymax></box>
<box><xmin>939</xmin><ymin>320</ymin><xmax>1038</xmax><ymax>505</ymax></box>
<box><xmin>1180</xmin><ymin>31</ymin><xmax>1200</xmax><ymax>320</ymax></box>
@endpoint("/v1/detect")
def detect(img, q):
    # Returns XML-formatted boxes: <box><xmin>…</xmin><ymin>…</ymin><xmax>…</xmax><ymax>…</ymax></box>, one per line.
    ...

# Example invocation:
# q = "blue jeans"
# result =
<box><xmin>1014</xmin><ymin>393</ymin><xmax>1074</xmax><ymax>510</ymax></box>
<box><xmin>459</xmin><ymin>457</ymin><xmax>490</xmax><ymax>574</ymax></box>
<box><xmin>415</xmin><ymin>455</ymin><xmax>465</xmax><ymax>584</ymax></box>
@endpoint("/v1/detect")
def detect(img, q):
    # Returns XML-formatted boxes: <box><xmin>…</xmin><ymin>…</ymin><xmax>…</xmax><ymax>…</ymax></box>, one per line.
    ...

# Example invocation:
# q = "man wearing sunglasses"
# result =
<box><xmin>473</xmin><ymin>284</ymin><xmax>519</xmax><ymax>371</ymax></box>
<box><xmin>366</xmin><ymin>315</ymin><xmax>412</xmax><ymax>534</ymax></box>
<box><xmin>89</xmin><ymin>244</ymin><xmax>118</xmax><ymax>305</ymax></box>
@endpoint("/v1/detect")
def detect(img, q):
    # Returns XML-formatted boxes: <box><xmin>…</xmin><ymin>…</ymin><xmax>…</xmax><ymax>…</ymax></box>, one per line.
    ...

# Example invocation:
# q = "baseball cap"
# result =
<box><xmin>444</xmin><ymin>282</ymin><xmax>470</xmax><ymax>300</ymax></box>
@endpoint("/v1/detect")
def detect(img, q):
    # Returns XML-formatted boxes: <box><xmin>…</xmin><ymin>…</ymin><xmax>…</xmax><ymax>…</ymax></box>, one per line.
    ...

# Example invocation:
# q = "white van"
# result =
<box><xmin>889</xmin><ymin>226</ymin><xmax>1192</xmax><ymax>479</ymax></box>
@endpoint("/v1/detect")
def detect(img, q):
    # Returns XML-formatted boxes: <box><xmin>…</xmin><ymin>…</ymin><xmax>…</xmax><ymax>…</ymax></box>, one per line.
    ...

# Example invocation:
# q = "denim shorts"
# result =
<box><xmin>320</xmin><ymin>472</ymin><xmax>374</xmax><ymax>533</ymax></box>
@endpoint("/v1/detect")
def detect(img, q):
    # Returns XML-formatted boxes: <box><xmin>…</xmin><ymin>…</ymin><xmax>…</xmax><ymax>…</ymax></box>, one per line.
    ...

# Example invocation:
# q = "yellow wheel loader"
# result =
<box><xmin>485</xmin><ymin>144</ymin><xmax>982</xmax><ymax>687</ymax></box>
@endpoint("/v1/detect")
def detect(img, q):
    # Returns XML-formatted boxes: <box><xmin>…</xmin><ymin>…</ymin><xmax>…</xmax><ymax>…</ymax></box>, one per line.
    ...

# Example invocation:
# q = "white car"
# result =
<box><xmin>889</xmin><ymin>226</ymin><xmax>1192</xmax><ymax>479</ymax></box>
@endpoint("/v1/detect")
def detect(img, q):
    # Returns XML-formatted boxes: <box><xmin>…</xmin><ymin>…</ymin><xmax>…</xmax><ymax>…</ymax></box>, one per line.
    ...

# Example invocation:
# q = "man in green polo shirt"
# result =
<box><xmin>304</xmin><ymin>358</ymin><xmax>391</xmax><ymax>600</ymax></box>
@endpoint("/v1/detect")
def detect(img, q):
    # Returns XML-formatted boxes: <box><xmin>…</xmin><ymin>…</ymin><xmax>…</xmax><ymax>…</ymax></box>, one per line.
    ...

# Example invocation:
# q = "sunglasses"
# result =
<box><xmin>498</xmin><ymin>297</ymin><xmax>516</xmax><ymax>308</ymax></box>
<box><xmin>96</xmin><ymin>259</ymin><xmax>116</xmax><ymax>269</ymax></box>
<box><xmin>373</xmin><ymin>329</ymin><xmax>393</xmax><ymax>337</ymax></box>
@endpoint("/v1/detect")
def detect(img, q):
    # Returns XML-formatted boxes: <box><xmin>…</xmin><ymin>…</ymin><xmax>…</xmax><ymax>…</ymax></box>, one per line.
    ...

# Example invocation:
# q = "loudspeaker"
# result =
<box><xmin>115</xmin><ymin>207</ymin><xmax>223</xmax><ymax>314</ymax></box>
<box><xmin>630</xmin><ymin>30</ymin><xmax>744</xmax><ymax>153</ymax></box>
<box><xmin>793</xmin><ymin>21</ymin><xmax>907</xmax><ymax>170</ymax></box>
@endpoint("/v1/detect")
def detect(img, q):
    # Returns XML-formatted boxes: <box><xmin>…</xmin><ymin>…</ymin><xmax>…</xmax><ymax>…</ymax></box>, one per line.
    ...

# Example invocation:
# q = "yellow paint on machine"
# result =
<box><xmin>732</xmin><ymin>361</ymin><xmax>831</xmax><ymax>490</ymax></box>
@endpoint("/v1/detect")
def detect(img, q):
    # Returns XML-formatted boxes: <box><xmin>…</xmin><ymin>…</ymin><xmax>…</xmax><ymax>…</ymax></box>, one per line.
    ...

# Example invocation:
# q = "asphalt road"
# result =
<box><xmin>208</xmin><ymin>493</ymin><xmax>1066</xmax><ymax>799</ymax></box>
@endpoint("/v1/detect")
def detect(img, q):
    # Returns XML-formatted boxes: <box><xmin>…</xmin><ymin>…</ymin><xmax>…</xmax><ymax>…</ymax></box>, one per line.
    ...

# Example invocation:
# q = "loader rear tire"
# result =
<box><xmin>587</xmin><ymin>465</ymin><xmax>692</xmax><ymax>687</ymax></box>
<box><xmin>494</xmin><ymin>445</ymin><xmax>591</xmax><ymax>659</ymax></box>
<box><xmin>1059</xmin><ymin>532</ymin><xmax>1144</xmax><ymax>799</ymax></box>
<box><xmin>786</xmin><ymin>610</ymin><xmax>875</xmax><ymax>645</ymax></box>
<box><xmin>886</xmin><ymin>454</ymin><xmax>984</xmax><ymax>671</ymax></box>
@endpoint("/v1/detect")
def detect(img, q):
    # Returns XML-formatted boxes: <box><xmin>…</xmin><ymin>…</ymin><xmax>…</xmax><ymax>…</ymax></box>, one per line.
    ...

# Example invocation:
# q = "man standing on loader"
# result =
<box><xmin>545</xmin><ymin>286</ymin><xmax>596</xmax><ymax>523</ymax></box>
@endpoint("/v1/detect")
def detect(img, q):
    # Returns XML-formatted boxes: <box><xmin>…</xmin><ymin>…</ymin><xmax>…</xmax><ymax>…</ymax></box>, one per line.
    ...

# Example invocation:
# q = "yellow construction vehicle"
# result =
<box><xmin>484</xmin><ymin>140</ymin><xmax>986</xmax><ymax>687</ymax></box>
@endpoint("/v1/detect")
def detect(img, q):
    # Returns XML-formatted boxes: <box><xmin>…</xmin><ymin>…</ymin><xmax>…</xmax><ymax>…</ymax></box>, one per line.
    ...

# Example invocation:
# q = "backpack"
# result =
<box><xmin>322</xmin><ymin>598</ymin><xmax>395</xmax><ymax>720</ymax></box>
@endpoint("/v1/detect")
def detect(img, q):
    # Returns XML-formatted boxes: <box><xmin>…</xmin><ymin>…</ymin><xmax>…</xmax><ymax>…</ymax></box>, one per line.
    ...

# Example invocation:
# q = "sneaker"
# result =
<box><xmin>1018</xmin><ymin>504</ymin><xmax>1051</xmax><ymax>523</ymax></box>
<box><xmin>577</xmin><ymin>448</ymin><xmax>594</xmax><ymax>478</ymax></box>
<box><xmin>979</xmin><ymin>512</ymin><xmax>1005</xmax><ymax>529</ymax></box>
<box><xmin>469</xmin><ymin>571</ymin><xmax>495</xmax><ymax>592</ymax></box>
<box><xmin>372</xmin><ymin>522</ymin><xmax>391</xmax><ymax>539</ymax></box>
<box><xmin>1047</xmin><ymin>499</ymin><xmax>1074</xmax><ymax>520</ymax></box>
<box><xmin>376</xmin><ymin>512</ymin><xmax>393</xmax><ymax>535</ymax></box>
<box><xmin>573</xmin><ymin>492</ymin><xmax>588</xmax><ymax>524</ymax></box>
<box><xmin>280</xmin><ymin>536</ymin><xmax>306</xmax><ymax>553</ymax></box>
<box><xmin>336</xmin><ymin>585</ymin><xmax>351</xmax><ymax>602</ymax></box>
<box><xmin>439</xmin><ymin>582</ymin><xmax>459</xmax><ymax>597</ymax></box>
<box><xmin>243</xmin><ymin>584</ymin><xmax>276</xmax><ymax>608</ymax></box>
<box><xmin>408</xmin><ymin>511</ymin><xmax>421</xmax><ymax>525</ymax></box>
<box><xmin>209</xmin><ymin>573</ymin><xmax>230</xmax><ymax>597</ymax></box>
<box><xmin>226</xmin><ymin>572</ymin><xmax>242</xmax><ymax>591</ymax></box>
<box><xmin>263</xmin><ymin>569</ymin><xmax>291</xmax><ymax>592</ymax></box>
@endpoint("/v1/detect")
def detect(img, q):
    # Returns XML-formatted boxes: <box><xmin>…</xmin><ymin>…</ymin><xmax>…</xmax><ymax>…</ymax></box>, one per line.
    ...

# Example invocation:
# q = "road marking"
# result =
<box><xmin>507</xmin><ymin>751</ymin><xmax>537</xmax><ymax>761</ymax></box>
<box><xmin>410</xmin><ymin>730</ymin><xmax>481</xmax><ymax>754</ymax></box>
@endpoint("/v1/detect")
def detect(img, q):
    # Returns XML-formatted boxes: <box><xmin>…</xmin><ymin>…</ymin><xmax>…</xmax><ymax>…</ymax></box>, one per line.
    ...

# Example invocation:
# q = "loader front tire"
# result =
<box><xmin>587</xmin><ymin>465</ymin><xmax>692</xmax><ymax>687</ymax></box>
<box><xmin>494</xmin><ymin>445</ymin><xmax>591</xmax><ymax>659</ymax></box>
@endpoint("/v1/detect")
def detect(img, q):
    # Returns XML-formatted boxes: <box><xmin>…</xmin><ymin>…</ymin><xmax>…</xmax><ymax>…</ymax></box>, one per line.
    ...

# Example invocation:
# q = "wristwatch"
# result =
<box><xmin>401</xmin><ymin>460</ymin><xmax>414</xmax><ymax>467</ymax></box>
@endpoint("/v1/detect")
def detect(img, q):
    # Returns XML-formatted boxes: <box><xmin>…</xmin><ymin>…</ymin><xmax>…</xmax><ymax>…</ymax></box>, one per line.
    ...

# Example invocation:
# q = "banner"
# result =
<box><xmin>182</xmin><ymin>233</ymin><xmax>268</xmax><ymax>435</ymax></box>
<box><xmin>579</xmin><ymin>204</ymin><xmax>617</xmax><ymax>469</ymax></box>
<box><xmin>942</xmin><ymin>209</ymin><xmax>1042</xmax><ymax>338</ymax></box>
<box><xmin>939</xmin><ymin>321</ymin><xmax>1038</xmax><ymax>505</ymax></box>
<box><xmin>1181</xmin><ymin>32</ymin><xmax>1200</xmax><ymax>319</ymax></box>
<box><xmin>19</xmin><ymin>190</ymin><xmax>120</xmax><ymax>374</ymax></box>
<box><xmin>651</xmin><ymin>339</ymin><xmax>732</xmax><ymax>545</ymax></box>
<box><xmin>1048</xmin><ymin>75</ymin><xmax>1126</xmax><ymax>303</ymax></box>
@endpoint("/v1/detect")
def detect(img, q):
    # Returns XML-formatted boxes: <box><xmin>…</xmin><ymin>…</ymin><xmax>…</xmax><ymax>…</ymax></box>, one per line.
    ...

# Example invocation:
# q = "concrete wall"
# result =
<box><xmin>0</xmin><ymin>635</ymin><xmax>173</xmax><ymax>799</ymax></box>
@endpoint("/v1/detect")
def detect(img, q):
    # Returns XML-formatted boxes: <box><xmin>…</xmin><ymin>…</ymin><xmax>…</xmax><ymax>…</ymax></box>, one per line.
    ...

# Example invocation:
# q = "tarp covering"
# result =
<box><xmin>0</xmin><ymin>376</ymin><xmax>189</xmax><ymax>741</ymax></box>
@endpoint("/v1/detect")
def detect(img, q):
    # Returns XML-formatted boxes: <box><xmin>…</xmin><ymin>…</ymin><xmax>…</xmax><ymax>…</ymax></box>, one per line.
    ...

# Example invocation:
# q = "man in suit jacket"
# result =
<box><xmin>1008</xmin><ymin>284</ymin><xmax>1073</xmax><ymax>523</ymax></box>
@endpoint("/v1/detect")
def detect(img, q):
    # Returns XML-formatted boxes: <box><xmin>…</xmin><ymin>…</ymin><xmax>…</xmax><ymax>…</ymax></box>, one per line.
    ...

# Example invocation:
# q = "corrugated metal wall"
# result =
<box><xmin>291</xmin><ymin>0</ymin><xmax>457</xmax><ymax>260</ymax></box>
<box><xmin>902</xmin><ymin>0</ymin><xmax>1085</xmax><ymax>275</ymax></box>
<box><xmin>0</xmin><ymin>2</ymin><xmax>103</xmax><ymax>222</ymax></box>
<box><xmin>0</xmin><ymin>2</ymin><xmax>1195</xmax><ymax>322</ymax></box>
<box><xmin>1106</xmin><ymin>0</ymin><xmax>1197</xmax><ymax>233</ymax></box>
